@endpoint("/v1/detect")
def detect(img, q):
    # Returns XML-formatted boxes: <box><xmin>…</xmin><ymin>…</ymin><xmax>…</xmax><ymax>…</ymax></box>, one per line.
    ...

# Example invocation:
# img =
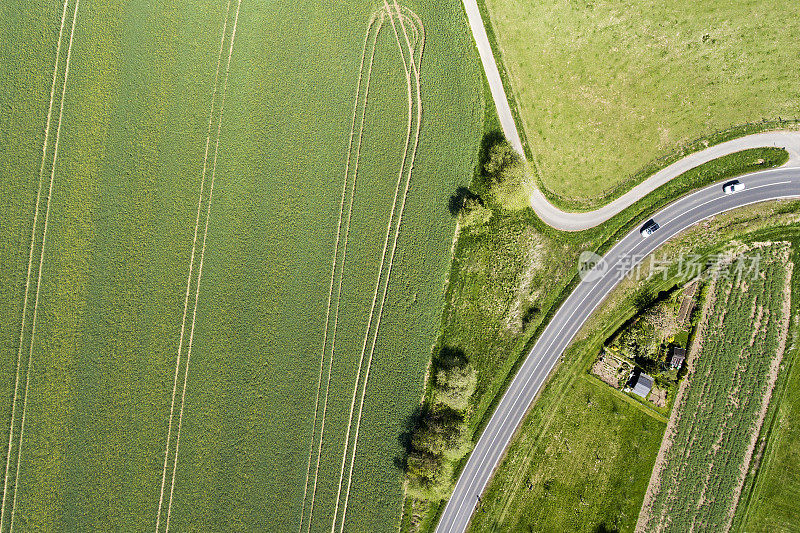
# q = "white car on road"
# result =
<box><xmin>639</xmin><ymin>219</ymin><xmax>660</xmax><ymax>238</ymax></box>
<box><xmin>723</xmin><ymin>180</ymin><xmax>746</xmax><ymax>194</ymax></box>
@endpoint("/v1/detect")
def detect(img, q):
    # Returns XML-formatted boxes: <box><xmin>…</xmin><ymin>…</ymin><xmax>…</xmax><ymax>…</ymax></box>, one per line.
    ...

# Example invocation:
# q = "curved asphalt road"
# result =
<box><xmin>435</xmin><ymin>167</ymin><xmax>800</xmax><ymax>533</ymax></box>
<box><xmin>532</xmin><ymin>132</ymin><xmax>800</xmax><ymax>230</ymax></box>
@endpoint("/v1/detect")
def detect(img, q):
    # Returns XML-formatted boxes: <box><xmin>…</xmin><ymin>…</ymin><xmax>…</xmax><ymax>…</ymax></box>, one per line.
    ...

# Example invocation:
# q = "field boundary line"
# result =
<box><xmin>299</xmin><ymin>11</ymin><xmax>384</xmax><ymax>532</ymax></box>
<box><xmin>154</xmin><ymin>1</ymin><xmax>232</xmax><ymax>531</ymax></box>
<box><xmin>336</xmin><ymin>4</ymin><xmax>424</xmax><ymax>530</ymax></box>
<box><xmin>2</xmin><ymin>2</ymin><xmax>78</xmax><ymax>530</ymax></box>
<box><xmin>163</xmin><ymin>1</ymin><xmax>243</xmax><ymax>531</ymax></box>
<box><xmin>0</xmin><ymin>0</ymin><xmax>70</xmax><ymax>527</ymax></box>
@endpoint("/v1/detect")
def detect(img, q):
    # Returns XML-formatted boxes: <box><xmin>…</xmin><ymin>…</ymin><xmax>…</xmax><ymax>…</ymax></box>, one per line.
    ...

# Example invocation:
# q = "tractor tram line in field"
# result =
<box><xmin>0</xmin><ymin>1</ymin><xmax>79</xmax><ymax>530</ymax></box>
<box><xmin>335</xmin><ymin>4</ymin><xmax>424</xmax><ymax>532</ymax></box>
<box><xmin>297</xmin><ymin>2</ymin><xmax>425</xmax><ymax>531</ymax></box>
<box><xmin>154</xmin><ymin>1</ymin><xmax>242</xmax><ymax>531</ymax></box>
<box><xmin>299</xmin><ymin>10</ymin><xmax>386</xmax><ymax>533</ymax></box>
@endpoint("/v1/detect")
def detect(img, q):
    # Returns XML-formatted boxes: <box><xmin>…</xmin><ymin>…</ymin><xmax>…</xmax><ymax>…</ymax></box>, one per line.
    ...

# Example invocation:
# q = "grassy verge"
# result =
<box><xmin>466</xmin><ymin>146</ymin><xmax>789</xmax><ymax>447</ymax></box>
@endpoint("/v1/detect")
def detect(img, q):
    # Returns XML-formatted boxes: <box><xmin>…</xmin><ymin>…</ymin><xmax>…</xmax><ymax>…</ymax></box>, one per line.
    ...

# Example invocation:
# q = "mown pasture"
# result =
<box><xmin>638</xmin><ymin>244</ymin><xmax>794</xmax><ymax>532</ymax></box>
<box><xmin>480</xmin><ymin>0</ymin><xmax>800</xmax><ymax>208</ymax></box>
<box><xmin>0</xmin><ymin>0</ymin><xmax>485</xmax><ymax>531</ymax></box>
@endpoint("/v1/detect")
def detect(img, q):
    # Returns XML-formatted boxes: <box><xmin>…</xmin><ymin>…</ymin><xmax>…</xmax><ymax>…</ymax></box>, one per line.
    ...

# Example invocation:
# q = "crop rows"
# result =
<box><xmin>153</xmin><ymin>1</ymin><xmax>242</xmax><ymax>531</ymax></box>
<box><xmin>0</xmin><ymin>0</ymin><xmax>483</xmax><ymax>529</ymax></box>
<box><xmin>637</xmin><ymin>244</ymin><xmax>794</xmax><ymax>532</ymax></box>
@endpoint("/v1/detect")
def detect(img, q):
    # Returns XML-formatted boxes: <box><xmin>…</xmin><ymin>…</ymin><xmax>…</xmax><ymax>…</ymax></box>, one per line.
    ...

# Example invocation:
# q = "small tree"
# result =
<box><xmin>405</xmin><ymin>454</ymin><xmax>454</xmax><ymax>501</ymax></box>
<box><xmin>482</xmin><ymin>139</ymin><xmax>529</xmax><ymax>210</ymax></box>
<box><xmin>484</xmin><ymin>141</ymin><xmax>519</xmax><ymax>179</ymax></box>
<box><xmin>409</xmin><ymin>405</ymin><xmax>471</xmax><ymax>461</ymax></box>
<box><xmin>434</xmin><ymin>363</ymin><xmax>477</xmax><ymax>411</ymax></box>
<box><xmin>634</xmin><ymin>287</ymin><xmax>656</xmax><ymax>312</ymax></box>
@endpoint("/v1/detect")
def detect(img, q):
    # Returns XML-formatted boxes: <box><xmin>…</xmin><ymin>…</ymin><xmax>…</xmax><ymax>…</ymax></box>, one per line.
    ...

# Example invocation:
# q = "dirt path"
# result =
<box><xmin>530</xmin><ymin>132</ymin><xmax>800</xmax><ymax>230</ymax></box>
<box><xmin>459</xmin><ymin>0</ymin><xmax>800</xmax><ymax>230</ymax></box>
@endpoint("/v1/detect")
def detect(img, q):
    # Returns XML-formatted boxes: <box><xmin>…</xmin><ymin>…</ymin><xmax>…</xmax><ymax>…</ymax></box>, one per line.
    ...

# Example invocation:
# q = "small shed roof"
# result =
<box><xmin>632</xmin><ymin>373</ymin><xmax>653</xmax><ymax>398</ymax></box>
<box><xmin>670</xmin><ymin>347</ymin><xmax>686</xmax><ymax>366</ymax></box>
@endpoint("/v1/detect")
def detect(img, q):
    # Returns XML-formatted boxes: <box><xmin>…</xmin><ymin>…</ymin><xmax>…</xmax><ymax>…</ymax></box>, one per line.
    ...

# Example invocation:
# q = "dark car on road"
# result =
<box><xmin>640</xmin><ymin>219</ymin><xmax>660</xmax><ymax>238</ymax></box>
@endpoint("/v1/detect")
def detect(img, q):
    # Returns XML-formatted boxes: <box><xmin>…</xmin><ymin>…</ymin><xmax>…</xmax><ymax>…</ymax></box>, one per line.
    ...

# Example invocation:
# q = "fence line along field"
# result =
<box><xmin>0</xmin><ymin>0</ymin><xmax>484</xmax><ymax>531</ymax></box>
<box><xmin>636</xmin><ymin>243</ymin><xmax>794</xmax><ymax>532</ymax></box>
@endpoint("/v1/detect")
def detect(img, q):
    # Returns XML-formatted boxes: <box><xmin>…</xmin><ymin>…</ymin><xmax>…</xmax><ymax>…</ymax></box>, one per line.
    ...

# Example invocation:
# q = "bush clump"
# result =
<box><xmin>403</xmin><ymin>347</ymin><xmax>477</xmax><ymax>501</ymax></box>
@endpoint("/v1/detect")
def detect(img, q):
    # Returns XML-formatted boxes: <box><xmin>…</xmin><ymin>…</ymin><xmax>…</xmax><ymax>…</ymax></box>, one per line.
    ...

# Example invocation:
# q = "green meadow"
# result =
<box><xmin>481</xmin><ymin>0</ymin><xmax>800</xmax><ymax>208</ymax></box>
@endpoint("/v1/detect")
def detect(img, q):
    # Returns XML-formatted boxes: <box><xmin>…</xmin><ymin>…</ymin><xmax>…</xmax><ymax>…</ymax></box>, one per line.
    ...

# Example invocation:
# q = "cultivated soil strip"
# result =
<box><xmin>154</xmin><ymin>1</ymin><xmax>241</xmax><ymax>531</ymax></box>
<box><xmin>0</xmin><ymin>2</ymin><xmax>78</xmax><ymax>530</ymax></box>
<box><xmin>724</xmin><ymin>248</ymin><xmax>793</xmax><ymax>531</ymax></box>
<box><xmin>635</xmin><ymin>244</ymin><xmax>794</xmax><ymax>532</ymax></box>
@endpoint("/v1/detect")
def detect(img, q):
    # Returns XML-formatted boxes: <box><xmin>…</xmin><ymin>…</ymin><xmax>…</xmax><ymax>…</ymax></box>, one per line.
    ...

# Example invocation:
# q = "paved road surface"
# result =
<box><xmin>532</xmin><ymin>132</ymin><xmax>800</xmax><ymax>230</ymax></box>
<box><xmin>461</xmin><ymin>0</ymin><xmax>523</xmax><ymax>155</ymax></box>
<box><xmin>435</xmin><ymin>167</ymin><xmax>800</xmax><ymax>533</ymax></box>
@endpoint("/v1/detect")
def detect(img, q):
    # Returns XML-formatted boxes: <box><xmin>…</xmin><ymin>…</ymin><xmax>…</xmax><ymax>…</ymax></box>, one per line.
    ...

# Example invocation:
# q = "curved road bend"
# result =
<box><xmin>436</xmin><ymin>168</ymin><xmax>800</xmax><ymax>533</ymax></box>
<box><xmin>460</xmin><ymin>0</ymin><xmax>800</xmax><ymax>230</ymax></box>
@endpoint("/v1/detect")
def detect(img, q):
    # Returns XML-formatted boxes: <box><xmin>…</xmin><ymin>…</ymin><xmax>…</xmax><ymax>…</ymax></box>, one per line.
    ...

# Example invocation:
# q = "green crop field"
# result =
<box><xmin>0</xmin><ymin>0</ymin><xmax>485</xmax><ymax>531</ymax></box>
<box><xmin>480</xmin><ymin>0</ymin><xmax>800</xmax><ymax>208</ymax></box>
<box><xmin>735</xmin><ymin>320</ymin><xmax>800</xmax><ymax>532</ymax></box>
<box><xmin>638</xmin><ymin>244</ymin><xmax>794</xmax><ymax>532</ymax></box>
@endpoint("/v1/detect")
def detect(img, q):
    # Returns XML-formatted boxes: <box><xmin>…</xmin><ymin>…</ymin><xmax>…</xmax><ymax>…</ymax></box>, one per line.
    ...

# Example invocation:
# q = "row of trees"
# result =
<box><xmin>404</xmin><ymin>347</ymin><xmax>476</xmax><ymax>501</ymax></box>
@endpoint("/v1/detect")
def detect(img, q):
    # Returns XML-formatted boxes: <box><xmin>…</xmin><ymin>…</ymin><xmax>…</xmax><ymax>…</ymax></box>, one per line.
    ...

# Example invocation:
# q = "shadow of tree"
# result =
<box><xmin>448</xmin><ymin>186</ymin><xmax>481</xmax><ymax>216</ymax></box>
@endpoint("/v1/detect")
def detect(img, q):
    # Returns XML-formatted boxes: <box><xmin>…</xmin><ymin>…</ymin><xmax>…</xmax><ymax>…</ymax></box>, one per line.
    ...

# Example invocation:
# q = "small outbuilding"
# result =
<box><xmin>629</xmin><ymin>372</ymin><xmax>654</xmax><ymax>399</ymax></box>
<box><xmin>669</xmin><ymin>347</ymin><xmax>686</xmax><ymax>369</ymax></box>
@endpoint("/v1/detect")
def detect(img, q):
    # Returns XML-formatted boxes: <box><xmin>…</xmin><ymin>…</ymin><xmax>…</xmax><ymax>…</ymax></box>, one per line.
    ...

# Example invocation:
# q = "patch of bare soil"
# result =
<box><xmin>648</xmin><ymin>386</ymin><xmax>667</xmax><ymax>408</ymax></box>
<box><xmin>591</xmin><ymin>358</ymin><xmax>620</xmax><ymax>388</ymax></box>
<box><xmin>677</xmin><ymin>280</ymin><xmax>699</xmax><ymax>323</ymax></box>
